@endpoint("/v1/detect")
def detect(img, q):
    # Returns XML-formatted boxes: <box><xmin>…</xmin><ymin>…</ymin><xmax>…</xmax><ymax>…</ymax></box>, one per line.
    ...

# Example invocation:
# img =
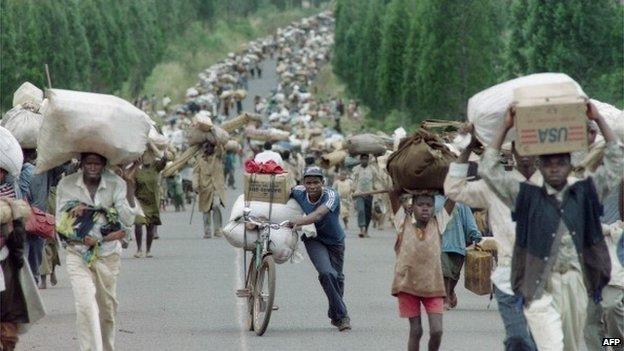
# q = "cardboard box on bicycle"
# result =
<box><xmin>514</xmin><ymin>82</ymin><xmax>588</xmax><ymax>156</ymax></box>
<box><xmin>243</xmin><ymin>172</ymin><xmax>293</xmax><ymax>204</ymax></box>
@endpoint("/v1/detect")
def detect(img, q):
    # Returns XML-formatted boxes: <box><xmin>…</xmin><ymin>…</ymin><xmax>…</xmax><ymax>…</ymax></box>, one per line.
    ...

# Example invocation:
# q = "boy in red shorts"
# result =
<box><xmin>390</xmin><ymin>190</ymin><xmax>445</xmax><ymax>351</ymax></box>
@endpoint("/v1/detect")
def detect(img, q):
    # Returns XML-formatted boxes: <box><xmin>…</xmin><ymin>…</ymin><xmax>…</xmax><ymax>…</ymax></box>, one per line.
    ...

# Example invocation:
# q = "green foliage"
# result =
<box><xmin>0</xmin><ymin>0</ymin><xmax>327</xmax><ymax>110</ymax></box>
<box><xmin>518</xmin><ymin>0</ymin><xmax>623</xmax><ymax>107</ymax></box>
<box><xmin>139</xmin><ymin>5</ymin><xmax>322</xmax><ymax>104</ymax></box>
<box><xmin>415</xmin><ymin>0</ymin><xmax>503</xmax><ymax>120</ymax></box>
<box><xmin>332</xmin><ymin>0</ymin><xmax>624</xmax><ymax>127</ymax></box>
<box><xmin>377</xmin><ymin>0</ymin><xmax>410</xmax><ymax>113</ymax></box>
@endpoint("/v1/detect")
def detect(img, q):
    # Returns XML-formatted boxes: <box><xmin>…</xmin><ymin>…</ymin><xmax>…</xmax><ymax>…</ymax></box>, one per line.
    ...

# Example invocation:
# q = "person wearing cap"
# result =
<box><xmin>286</xmin><ymin>166</ymin><xmax>351</xmax><ymax>331</ymax></box>
<box><xmin>479</xmin><ymin>103</ymin><xmax>622</xmax><ymax>351</ymax></box>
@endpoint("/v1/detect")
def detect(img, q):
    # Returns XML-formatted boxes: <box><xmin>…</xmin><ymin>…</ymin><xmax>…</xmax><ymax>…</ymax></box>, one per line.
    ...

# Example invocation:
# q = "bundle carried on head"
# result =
<box><xmin>36</xmin><ymin>89</ymin><xmax>151</xmax><ymax>173</ymax></box>
<box><xmin>386</xmin><ymin>129</ymin><xmax>456</xmax><ymax>191</ymax></box>
<box><xmin>0</xmin><ymin>126</ymin><xmax>23</xmax><ymax>178</ymax></box>
<box><xmin>1</xmin><ymin>82</ymin><xmax>45</xmax><ymax>149</ymax></box>
<box><xmin>346</xmin><ymin>133</ymin><xmax>392</xmax><ymax>155</ymax></box>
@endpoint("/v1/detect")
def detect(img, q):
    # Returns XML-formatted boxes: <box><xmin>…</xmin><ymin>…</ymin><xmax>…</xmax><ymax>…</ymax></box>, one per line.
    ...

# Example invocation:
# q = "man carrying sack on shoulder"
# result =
<box><xmin>193</xmin><ymin>142</ymin><xmax>226</xmax><ymax>239</ymax></box>
<box><xmin>55</xmin><ymin>153</ymin><xmax>138</xmax><ymax>351</ymax></box>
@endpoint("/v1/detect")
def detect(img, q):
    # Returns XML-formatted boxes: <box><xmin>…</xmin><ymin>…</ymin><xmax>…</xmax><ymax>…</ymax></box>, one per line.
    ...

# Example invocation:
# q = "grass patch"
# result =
<box><xmin>125</xmin><ymin>5</ymin><xmax>324</xmax><ymax>106</ymax></box>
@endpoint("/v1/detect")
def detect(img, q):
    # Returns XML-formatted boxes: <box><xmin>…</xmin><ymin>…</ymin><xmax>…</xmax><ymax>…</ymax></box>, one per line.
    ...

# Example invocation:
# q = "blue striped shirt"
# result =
<box><xmin>291</xmin><ymin>185</ymin><xmax>345</xmax><ymax>245</ymax></box>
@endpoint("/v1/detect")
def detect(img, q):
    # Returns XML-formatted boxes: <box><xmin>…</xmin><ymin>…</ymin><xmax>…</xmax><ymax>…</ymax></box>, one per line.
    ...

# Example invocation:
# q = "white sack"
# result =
<box><xmin>222</xmin><ymin>222</ymin><xmax>298</xmax><ymax>264</ymax></box>
<box><xmin>13</xmin><ymin>82</ymin><xmax>44</xmax><ymax>110</ymax></box>
<box><xmin>1</xmin><ymin>107</ymin><xmax>43</xmax><ymax>148</ymax></box>
<box><xmin>467</xmin><ymin>73</ymin><xmax>586</xmax><ymax>146</ymax></box>
<box><xmin>590</xmin><ymin>99</ymin><xmax>624</xmax><ymax>142</ymax></box>
<box><xmin>0</xmin><ymin>126</ymin><xmax>24</xmax><ymax>177</ymax></box>
<box><xmin>37</xmin><ymin>89</ymin><xmax>151</xmax><ymax>173</ymax></box>
<box><xmin>228</xmin><ymin>194</ymin><xmax>305</xmax><ymax>224</ymax></box>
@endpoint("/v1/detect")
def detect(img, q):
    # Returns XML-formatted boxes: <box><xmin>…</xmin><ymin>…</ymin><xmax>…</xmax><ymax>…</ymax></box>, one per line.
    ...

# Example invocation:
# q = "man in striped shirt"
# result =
<box><xmin>287</xmin><ymin>166</ymin><xmax>351</xmax><ymax>331</ymax></box>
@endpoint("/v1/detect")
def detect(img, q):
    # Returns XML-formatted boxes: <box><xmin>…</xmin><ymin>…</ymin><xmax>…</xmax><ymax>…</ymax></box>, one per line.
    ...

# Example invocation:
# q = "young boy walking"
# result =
<box><xmin>390</xmin><ymin>190</ymin><xmax>445</xmax><ymax>351</ymax></box>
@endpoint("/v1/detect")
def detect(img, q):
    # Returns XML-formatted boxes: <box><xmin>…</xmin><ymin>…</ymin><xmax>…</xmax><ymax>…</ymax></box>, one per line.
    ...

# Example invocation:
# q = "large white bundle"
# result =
<box><xmin>467</xmin><ymin>73</ymin><xmax>586</xmax><ymax>146</ymax></box>
<box><xmin>37</xmin><ymin>89</ymin><xmax>151</xmax><ymax>173</ymax></box>
<box><xmin>13</xmin><ymin>82</ymin><xmax>44</xmax><ymax>110</ymax></box>
<box><xmin>1</xmin><ymin>107</ymin><xmax>43</xmax><ymax>148</ymax></box>
<box><xmin>590</xmin><ymin>99</ymin><xmax>624</xmax><ymax>142</ymax></box>
<box><xmin>228</xmin><ymin>194</ymin><xmax>304</xmax><ymax>224</ymax></box>
<box><xmin>0</xmin><ymin>126</ymin><xmax>24</xmax><ymax>177</ymax></box>
<box><xmin>222</xmin><ymin>223</ymin><xmax>298</xmax><ymax>264</ymax></box>
<box><xmin>224</xmin><ymin>194</ymin><xmax>309</xmax><ymax>263</ymax></box>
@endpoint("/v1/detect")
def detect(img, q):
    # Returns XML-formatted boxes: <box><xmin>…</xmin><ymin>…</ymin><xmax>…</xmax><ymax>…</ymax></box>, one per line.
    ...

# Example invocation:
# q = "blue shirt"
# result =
<box><xmin>435</xmin><ymin>195</ymin><xmax>482</xmax><ymax>256</ymax></box>
<box><xmin>291</xmin><ymin>185</ymin><xmax>345</xmax><ymax>245</ymax></box>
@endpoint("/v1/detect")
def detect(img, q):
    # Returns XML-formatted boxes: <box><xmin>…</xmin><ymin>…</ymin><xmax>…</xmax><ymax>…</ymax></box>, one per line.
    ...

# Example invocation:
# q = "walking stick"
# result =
<box><xmin>189</xmin><ymin>195</ymin><xmax>196</xmax><ymax>225</ymax></box>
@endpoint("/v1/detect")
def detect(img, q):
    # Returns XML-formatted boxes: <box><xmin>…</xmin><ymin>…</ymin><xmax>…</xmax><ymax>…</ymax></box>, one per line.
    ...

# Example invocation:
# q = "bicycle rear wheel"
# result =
<box><xmin>252</xmin><ymin>254</ymin><xmax>276</xmax><ymax>336</ymax></box>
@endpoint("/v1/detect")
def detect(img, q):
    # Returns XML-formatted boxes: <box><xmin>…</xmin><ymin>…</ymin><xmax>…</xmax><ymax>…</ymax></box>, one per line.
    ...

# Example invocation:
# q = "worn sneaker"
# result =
<box><xmin>203</xmin><ymin>234</ymin><xmax>212</xmax><ymax>239</ymax></box>
<box><xmin>134</xmin><ymin>251</ymin><xmax>144</xmax><ymax>258</ymax></box>
<box><xmin>337</xmin><ymin>317</ymin><xmax>351</xmax><ymax>332</ymax></box>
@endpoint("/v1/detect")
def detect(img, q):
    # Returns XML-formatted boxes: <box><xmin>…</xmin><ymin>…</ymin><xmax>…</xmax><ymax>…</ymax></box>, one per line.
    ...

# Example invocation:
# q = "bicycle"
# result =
<box><xmin>235</xmin><ymin>207</ymin><xmax>290</xmax><ymax>336</ymax></box>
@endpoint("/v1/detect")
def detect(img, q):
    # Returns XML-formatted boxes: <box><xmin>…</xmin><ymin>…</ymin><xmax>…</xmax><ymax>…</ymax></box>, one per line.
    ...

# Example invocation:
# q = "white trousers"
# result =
<box><xmin>66</xmin><ymin>251</ymin><xmax>121</xmax><ymax>351</ymax></box>
<box><xmin>524</xmin><ymin>270</ymin><xmax>587</xmax><ymax>351</ymax></box>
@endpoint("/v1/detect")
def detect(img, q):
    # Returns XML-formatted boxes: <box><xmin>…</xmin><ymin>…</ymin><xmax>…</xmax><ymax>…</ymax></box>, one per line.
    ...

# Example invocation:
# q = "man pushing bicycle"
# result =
<box><xmin>286</xmin><ymin>166</ymin><xmax>352</xmax><ymax>332</ymax></box>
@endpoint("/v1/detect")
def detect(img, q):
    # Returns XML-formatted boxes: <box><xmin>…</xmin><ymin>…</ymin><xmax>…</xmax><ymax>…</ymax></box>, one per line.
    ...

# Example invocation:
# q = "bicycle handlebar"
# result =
<box><xmin>244</xmin><ymin>215</ymin><xmax>289</xmax><ymax>230</ymax></box>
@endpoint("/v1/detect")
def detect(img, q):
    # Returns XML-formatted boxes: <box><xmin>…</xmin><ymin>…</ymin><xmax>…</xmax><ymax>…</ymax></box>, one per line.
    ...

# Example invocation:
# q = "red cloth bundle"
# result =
<box><xmin>244</xmin><ymin>159</ymin><xmax>284</xmax><ymax>174</ymax></box>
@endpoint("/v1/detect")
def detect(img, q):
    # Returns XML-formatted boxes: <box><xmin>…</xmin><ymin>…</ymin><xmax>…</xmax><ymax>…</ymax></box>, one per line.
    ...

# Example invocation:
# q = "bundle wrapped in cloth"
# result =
<box><xmin>220</xmin><ymin>112</ymin><xmax>262</xmax><ymax>132</ymax></box>
<box><xmin>0</xmin><ymin>126</ymin><xmax>24</xmax><ymax>177</ymax></box>
<box><xmin>187</xmin><ymin>124</ymin><xmax>230</xmax><ymax>146</ymax></box>
<box><xmin>12</xmin><ymin>82</ymin><xmax>44</xmax><ymax>110</ymax></box>
<box><xmin>320</xmin><ymin>150</ymin><xmax>347</xmax><ymax>169</ymax></box>
<box><xmin>36</xmin><ymin>89</ymin><xmax>151</xmax><ymax>173</ymax></box>
<box><xmin>467</xmin><ymin>73</ymin><xmax>585</xmax><ymax>147</ymax></box>
<box><xmin>346</xmin><ymin>133</ymin><xmax>391</xmax><ymax>155</ymax></box>
<box><xmin>246</xmin><ymin>127</ymin><xmax>290</xmax><ymax>142</ymax></box>
<box><xmin>2</xmin><ymin>107</ymin><xmax>43</xmax><ymax>149</ymax></box>
<box><xmin>386</xmin><ymin>129</ymin><xmax>456</xmax><ymax>191</ymax></box>
<box><xmin>223</xmin><ymin>194</ymin><xmax>316</xmax><ymax>264</ymax></box>
<box><xmin>2</xmin><ymin>82</ymin><xmax>45</xmax><ymax>149</ymax></box>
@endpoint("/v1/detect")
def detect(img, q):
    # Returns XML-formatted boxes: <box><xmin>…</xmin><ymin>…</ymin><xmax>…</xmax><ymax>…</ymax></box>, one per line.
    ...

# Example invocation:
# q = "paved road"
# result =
<box><xmin>20</xmin><ymin>60</ymin><xmax>509</xmax><ymax>351</ymax></box>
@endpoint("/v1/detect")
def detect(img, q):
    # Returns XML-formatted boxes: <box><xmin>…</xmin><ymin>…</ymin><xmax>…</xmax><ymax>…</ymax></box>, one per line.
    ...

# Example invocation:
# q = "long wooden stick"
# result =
<box><xmin>45</xmin><ymin>64</ymin><xmax>52</xmax><ymax>88</ymax></box>
<box><xmin>352</xmin><ymin>189</ymin><xmax>391</xmax><ymax>198</ymax></box>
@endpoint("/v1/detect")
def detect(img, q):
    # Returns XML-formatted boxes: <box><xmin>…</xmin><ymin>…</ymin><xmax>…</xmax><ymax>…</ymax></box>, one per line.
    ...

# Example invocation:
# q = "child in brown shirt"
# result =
<box><xmin>390</xmin><ymin>190</ymin><xmax>445</xmax><ymax>351</ymax></box>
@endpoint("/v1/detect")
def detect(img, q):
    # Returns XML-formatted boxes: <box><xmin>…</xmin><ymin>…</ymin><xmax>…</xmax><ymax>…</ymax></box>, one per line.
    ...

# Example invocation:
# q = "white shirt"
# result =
<box><xmin>603</xmin><ymin>221</ymin><xmax>624</xmax><ymax>288</ymax></box>
<box><xmin>444</xmin><ymin>163</ymin><xmax>543</xmax><ymax>295</ymax></box>
<box><xmin>254</xmin><ymin>150</ymin><xmax>284</xmax><ymax>166</ymax></box>
<box><xmin>56</xmin><ymin>169</ymin><xmax>137</xmax><ymax>257</ymax></box>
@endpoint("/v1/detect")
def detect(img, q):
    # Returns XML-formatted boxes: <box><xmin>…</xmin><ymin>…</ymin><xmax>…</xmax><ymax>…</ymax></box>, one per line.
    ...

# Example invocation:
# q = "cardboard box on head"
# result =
<box><xmin>514</xmin><ymin>82</ymin><xmax>588</xmax><ymax>156</ymax></box>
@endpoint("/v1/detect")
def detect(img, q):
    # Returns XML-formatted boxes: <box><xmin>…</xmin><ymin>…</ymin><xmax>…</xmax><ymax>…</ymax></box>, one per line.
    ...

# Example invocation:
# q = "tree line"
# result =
<box><xmin>333</xmin><ymin>0</ymin><xmax>623</xmax><ymax>126</ymax></box>
<box><xmin>0</xmin><ymin>0</ymin><xmax>312</xmax><ymax>110</ymax></box>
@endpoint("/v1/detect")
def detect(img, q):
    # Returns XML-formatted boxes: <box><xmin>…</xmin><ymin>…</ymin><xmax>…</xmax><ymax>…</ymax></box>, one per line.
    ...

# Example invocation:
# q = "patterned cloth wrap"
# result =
<box><xmin>56</xmin><ymin>200</ymin><xmax>121</xmax><ymax>267</ymax></box>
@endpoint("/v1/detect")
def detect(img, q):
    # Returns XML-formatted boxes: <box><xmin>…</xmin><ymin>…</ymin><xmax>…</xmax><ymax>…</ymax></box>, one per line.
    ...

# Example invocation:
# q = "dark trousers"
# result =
<box><xmin>24</xmin><ymin>235</ymin><xmax>44</xmax><ymax>283</ymax></box>
<box><xmin>304</xmin><ymin>239</ymin><xmax>348</xmax><ymax>322</ymax></box>
<box><xmin>355</xmin><ymin>195</ymin><xmax>372</xmax><ymax>229</ymax></box>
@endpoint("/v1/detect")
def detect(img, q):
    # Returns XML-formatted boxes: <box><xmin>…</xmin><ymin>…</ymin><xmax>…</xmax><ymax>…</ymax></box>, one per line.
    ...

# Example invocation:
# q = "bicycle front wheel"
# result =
<box><xmin>252</xmin><ymin>254</ymin><xmax>276</xmax><ymax>336</ymax></box>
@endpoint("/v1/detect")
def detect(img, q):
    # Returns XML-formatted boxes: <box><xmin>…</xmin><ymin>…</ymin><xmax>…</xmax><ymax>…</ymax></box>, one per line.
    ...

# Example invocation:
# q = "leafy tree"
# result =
<box><xmin>524</xmin><ymin>0</ymin><xmax>623</xmax><ymax>105</ymax></box>
<box><xmin>504</xmin><ymin>0</ymin><xmax>529</xmax><ymax>77</ymax></box>
<box><xmin>414</xmin><ymin>0</ymin><xmax>502</xmax><ymax>120</ymax></box>
<box><xmin>377</xmin><ymin>0</ymin><xmax>409</xmax><ymax>113</ymax></box>
<box><xmin>357</xmin><ymin>0</ymin><xmax>386</xmax><ymax>111</ymax></box>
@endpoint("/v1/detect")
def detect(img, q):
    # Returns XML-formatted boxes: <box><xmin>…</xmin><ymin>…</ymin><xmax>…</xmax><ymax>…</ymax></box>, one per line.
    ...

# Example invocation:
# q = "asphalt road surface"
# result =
<box><xmin>20</xmin><ymin>59</ymin><xmax>513</xmax><ymax>351</ymax></box>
